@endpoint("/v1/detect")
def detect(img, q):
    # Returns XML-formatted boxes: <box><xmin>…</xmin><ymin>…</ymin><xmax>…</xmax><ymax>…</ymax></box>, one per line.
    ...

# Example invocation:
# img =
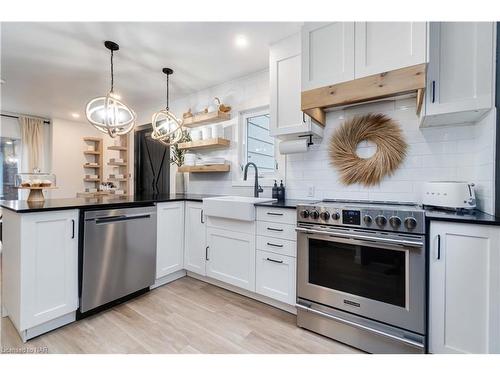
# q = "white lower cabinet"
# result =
<box><xmin>184</xmin><ymin>201</ymin><xmax>207</xmax><ymax>275</ymax></box>
<box><xmin>256</xmin><ymin>250</ymin><xmax>296</xmax><ymax>305</ymax></box>
<box><xmin>156</xmin><ymin>202</ymin><xmax>185</xmax><ymax>279</ymax></box>
<box><xmin>206</xmin><ymin>227</ymin><xmax>256</xmax><ymax>291</ymax></box>
<box><xmin>429</xmin><ymin>221</ymin><xmax>500</xmax><ymax>354</ymax></box>
<box><xmin>2</xmin><ymin>209</ymin><xmax>79</xmax><ymax>339</ymax></box>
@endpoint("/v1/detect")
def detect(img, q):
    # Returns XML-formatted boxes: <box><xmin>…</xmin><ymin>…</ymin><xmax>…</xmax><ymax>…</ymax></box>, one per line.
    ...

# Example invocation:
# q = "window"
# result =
<box><xmin>0</xmin><ymin>137</ymin><xmax>20</xmax><ymax>200</ymax></box>
<box><xmin>242</xmin><ymin>109</ymin><xmax>276</xmax><ymax>175</ymax></box>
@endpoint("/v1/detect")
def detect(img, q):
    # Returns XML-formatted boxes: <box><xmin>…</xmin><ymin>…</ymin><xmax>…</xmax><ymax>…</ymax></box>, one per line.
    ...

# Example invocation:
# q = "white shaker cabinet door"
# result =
<box><xmin>156</xmin><ymin>202</ymin><xmax>185</xmax><ymax>278</ymax></box>
<box><xmin>256</xmin><ymin>250</ymin><xmax>296</xmax><ymax>305</ymax></box>
<box><xmin>184</xmin><ymin>202</ymin><xmax>207</xmax><ymax>276</ymax></box>
<box><xmin>206</xmin><ymin>227</ymin><xmax>256</xmax><ymax>292</ymax></box>
<box><xmin>424</xmin><ymin>22</ymin><xmax>494</xmax><ymax>120</ymax></box>
<box><xmin>355</xmin><ymin>22</ymin><xmax>427</xmax><ymax>78</ymax></box>
<box><xmin>301</xmin><ymin>22</ymin><xmax>355</xmax><ymax>91</ymax></box>
<box><xmin>21</xmin><ymin>210</ymin><xmax>79</xmax><ymax>330</ymax></box>
<box><xmin>429</xmin><ymin>222</ymin><xmax>500</xmax><ymax>354</ymax></box>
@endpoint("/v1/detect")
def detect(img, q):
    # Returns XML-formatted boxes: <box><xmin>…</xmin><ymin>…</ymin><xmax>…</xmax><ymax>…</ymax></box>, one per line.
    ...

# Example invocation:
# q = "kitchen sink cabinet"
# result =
<box><xmin>156</xmin><ymin>202</ymin><xmax>185</xmax><ymax>279</ymax></box>
<box><xmin>269</xmin><ymin>32</ymin><xmax>323</xmax><ymax>138</ymax></box>
<box><xmin>206</xmin><ymin>225</ymin><xmax>256</xmax><ymax>292</ymax></box>
<box><xmin>429</xmin><ymin>221</ymin><xmax>500</xmax><ymax>354</ymax></box>
<box><xmin>184</xmin><ymin>201</ymin><xmax>207</xmax><ymax>276</ymax></box>
<box><xmin>1</xmin><ymin>209</ymin><xmax>79</xmax><ymax>341</ymax></box>
<box><xmin>420</xmin><ymin>22</ymin><xmax>495</xmax><ymax>127</ymax></box>
<box><xmin>354</xmin><ymin>22</ymin><xmax>427</xmax><ymax>78</ymax></box>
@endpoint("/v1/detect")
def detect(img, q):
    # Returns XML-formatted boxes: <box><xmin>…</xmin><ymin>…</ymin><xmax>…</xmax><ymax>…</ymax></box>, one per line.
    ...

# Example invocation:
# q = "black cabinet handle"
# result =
<box><xmin>431</xmin><ymin>80</ymin><xmax>436</xmax><ymax>103</ymax></box>
<box><xmin>205</xmin><ymin>246</ymin><xmax>209</xmax><ymax>261</ymax></box>
<box><xmin>267</xmin><ymin>242</ymin><xmax>284</xmax><ymax>248</ymax></box>
<box><xmin>302</xmin><ymin>112</ymin><xmax>306</xmax><ymax>123</ymax></box>
<box><xmin>266</xmin><ymin>257</ymin><xmax>284</xmax><ymax>264</ymax></box>
<box><xmin>201</xmin><ymin>209</ymin><xmax>204</xmax><ymax>224</ymax></box>
<box><xmin>267</xmin><ymin>227</ymin><xmax>284</xmax><ymax>232</ymax></box>
<box><xmin>267</xmin><ymin>212</ymin><xmax>283</xmax><ymax>216</ymax></box>
<box><xmin>437</xmin><ymin>234</ymin><xmax>441</xmax><ymax>260</ymax></box>
<box><xmin>71</xmin><ymin>219</ymin><xmax>75</xmax><ymax>239</ymax></box>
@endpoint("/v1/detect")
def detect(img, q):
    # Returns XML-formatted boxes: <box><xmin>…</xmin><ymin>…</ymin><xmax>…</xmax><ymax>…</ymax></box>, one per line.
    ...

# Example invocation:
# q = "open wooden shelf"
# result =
<box><xmin>107</xmin><ymin>145</ymin><xmax>128</xmax><ymax>151</ymax></box>
<box><xmin>108</xmin><ymin>161</ymin><xmax>127</xmax><ymax>166</ymax></box>
<box><xmin>83</xmin><ymin>137</ymin><xmax>102</xmax><ymax>142</ymax></box>
<box><xmin>84</xmin><ymin>150</ymin><xmax>101</xmax><ymax>155</ymax></box>
<box><xmin>83</xmin><ymin>178</ymin><xmax>100</xmax><ymax>182</ymax></box>
<box><xmin>178</xmin><ymin>137</ymin><xmax>230</xmax><ymax>150</ymax></box>
<box><xmin>182</xmin><ymin>110</ymin><xmax>231</xmax><ymax>128</ymax></box>
<box><xmin>107</xmin><ymin>178</ymin><xmax>128</xmax><ymax>182</ymax></box>
<box><xmin>83</xmin><ymin>164</ymin><xmax>100</xmax><ymax>168</ymax></box>
<box><xmin>178</xmin><ymin>164</ymin><xmax>230</xmax><ymax>173</ymax></box>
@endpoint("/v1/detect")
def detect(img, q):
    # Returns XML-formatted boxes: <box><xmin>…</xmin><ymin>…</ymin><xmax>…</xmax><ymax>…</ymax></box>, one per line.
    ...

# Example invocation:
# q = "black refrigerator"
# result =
<box><xmin>134</xmin><ymin>125</ymin><xmax>170</xmax><ymax>195</ymax></box>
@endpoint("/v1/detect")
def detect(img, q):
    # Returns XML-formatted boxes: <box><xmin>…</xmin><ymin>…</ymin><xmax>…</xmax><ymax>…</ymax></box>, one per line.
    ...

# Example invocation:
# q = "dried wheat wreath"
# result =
<box><xmin>329</xmin><ymin>113</ymin><xmax>408</xmax><ymax>186</ymax></box>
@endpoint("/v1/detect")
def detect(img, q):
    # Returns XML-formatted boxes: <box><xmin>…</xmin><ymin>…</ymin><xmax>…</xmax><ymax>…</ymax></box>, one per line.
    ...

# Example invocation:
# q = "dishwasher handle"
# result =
<box><xmin>94</xmin><ymin>214</ymin><xmax>152</xmax><ymax>224</ymax></box>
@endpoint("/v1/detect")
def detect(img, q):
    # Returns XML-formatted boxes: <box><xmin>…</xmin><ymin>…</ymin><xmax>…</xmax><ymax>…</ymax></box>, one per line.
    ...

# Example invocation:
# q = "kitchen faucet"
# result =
<box><xmin>243</xmin><ymin>162</ymin><xmax>263</xmax><ymax>198</ymax></box>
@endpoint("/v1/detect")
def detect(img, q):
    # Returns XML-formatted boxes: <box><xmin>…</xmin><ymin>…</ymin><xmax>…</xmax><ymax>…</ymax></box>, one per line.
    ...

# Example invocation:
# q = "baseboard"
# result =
<box><xmin>186</xmin><ymin>271</ymin><xmax>297</xmax><ymax>315</ymax></box>
<box><xmin>22</xmin><ymin>311</ymin><xmax>76</xmax><ymax>342</ymax></box>
<box><xmin>151</xmin><ymin>269</ymin><xmax>186</xmax><ymax>289</ymax></box>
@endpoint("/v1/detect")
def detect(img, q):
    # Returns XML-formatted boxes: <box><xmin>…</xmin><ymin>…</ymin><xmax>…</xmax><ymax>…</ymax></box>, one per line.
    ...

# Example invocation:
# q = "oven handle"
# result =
<box><xmin>295</xmin><ymin>227</ymin><xmax>423</xmax><ymax>248</ymax></box>
<box><xmin>295</xmin><ymin>304</ymin><xmax>424</xmax><ymax>351</ymax></box>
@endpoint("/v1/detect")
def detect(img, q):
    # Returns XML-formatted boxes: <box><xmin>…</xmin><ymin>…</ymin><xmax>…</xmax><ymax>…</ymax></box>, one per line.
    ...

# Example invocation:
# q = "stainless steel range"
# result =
<box><xmin>295</xmin><ymin>200</ymin><xmax>426</xmax><ymax>354</ymax></box>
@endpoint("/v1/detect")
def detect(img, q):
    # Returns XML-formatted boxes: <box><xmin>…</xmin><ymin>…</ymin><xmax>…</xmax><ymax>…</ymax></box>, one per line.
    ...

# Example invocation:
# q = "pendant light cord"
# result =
<box><xmin>166</xmin><ymin>73</ymin><xmax>169</xmax><ymax>111</ymax></box>
<box><xmin>110</xmin><ymin>50</ymin><xmax>114</xmax><ymax>93</ymax></box>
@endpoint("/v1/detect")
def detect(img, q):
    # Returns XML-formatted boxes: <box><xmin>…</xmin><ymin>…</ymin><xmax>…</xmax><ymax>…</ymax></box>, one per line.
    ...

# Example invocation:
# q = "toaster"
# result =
<box><xmin>422</xmin><ymin>181</ymin><xmax>476</xmax><ymax>210</ymax></box>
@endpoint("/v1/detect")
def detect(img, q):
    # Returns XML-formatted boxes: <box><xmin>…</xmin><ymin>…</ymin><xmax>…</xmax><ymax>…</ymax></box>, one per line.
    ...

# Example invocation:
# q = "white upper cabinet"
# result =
<box><xmin>156</xmin><ymin>202</ymin><xmax>185</xmax><ymax>279</ymax></box>
<box><xmin>354</xmin><ymin>22</ymin><xmax>427</xmax><ymax>78</ymax></box>
<box><xmin>421</xmin><ymin>22</ymin><xmax>495</xmax><ymax>127</ymax></box>
<box><xmin>301</xmin><ymin>22</ymin><xmax>355</xmax><ymax>91</ymax></box>
<box><xmin>184</xmin><ymin>202</ymin><xmax>207</xmax><ymax>276</ymax></box>
<box><xmin>270</xmin><ymin>33</ymin><xmax>323</xmax><ymax>138</ymax></box>
<box><xmin>429</xmin><ymin>222</ymin><xmax>500</xmax><ymax>354</ymax></box>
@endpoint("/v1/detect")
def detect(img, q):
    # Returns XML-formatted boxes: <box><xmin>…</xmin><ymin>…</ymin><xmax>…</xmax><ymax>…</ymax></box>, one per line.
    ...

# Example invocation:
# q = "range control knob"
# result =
<box><xmin>404</xmin><ymin>217</ymin><xmax>418</xmax><ymax>230</ymax></box>
<box><xmin>331</xmin><ymin>212</ymin><xmax>340</xmax><ymax>220</ymax></box>
<box><xmin>310</xmin><ymin>210</ymin><xmax>320</xmax><ymax>220</ymax></box>
<box><xmin>300</xmin><ymin>210</ymin><xmax>310</xmax><ymax>219</ymax></box>
<box><xmin>363</xmin><ymin>215</ymin><xmax>373</xmax><ymax>225</ymax></box>
<box><xmin>319</xmin><ymin>211</ymin><xmax>330</xmax><ymax>221</ymax></box>
<box><xmin>389</xmin><ymin>216</ymin><xmax>402</xmax><ymax>228</ymax></box>
<box><xmin>375</xmin><ymin>215</ymin><xmax>387</xmax><ymax>227</ymax></box>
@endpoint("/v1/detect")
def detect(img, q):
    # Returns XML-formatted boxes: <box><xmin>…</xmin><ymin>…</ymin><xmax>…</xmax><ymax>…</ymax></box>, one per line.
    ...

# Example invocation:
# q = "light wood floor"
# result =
<box><xmin>1</xmin><ymin>276</ymin><xmax>362</xmax><ymax>354</ymax></box>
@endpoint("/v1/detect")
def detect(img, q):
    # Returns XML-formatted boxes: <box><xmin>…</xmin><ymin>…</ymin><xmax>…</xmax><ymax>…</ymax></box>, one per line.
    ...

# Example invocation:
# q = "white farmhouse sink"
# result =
<box><xmin>202</xmin><ymin>196</ymin><xmax>277</xmax><ymax>221</ymax></box>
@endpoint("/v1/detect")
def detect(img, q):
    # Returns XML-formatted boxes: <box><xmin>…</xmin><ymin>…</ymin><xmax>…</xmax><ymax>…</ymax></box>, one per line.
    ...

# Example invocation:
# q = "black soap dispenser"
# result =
<box><xmin>272</xmin><ymin>180</ymin><xmax>279</xmax><ymax>200</ymax></box>
<box><xmin>277</xmin><ymin>180</ymin><xmax>285</xmax><ymax>202</ymax></box>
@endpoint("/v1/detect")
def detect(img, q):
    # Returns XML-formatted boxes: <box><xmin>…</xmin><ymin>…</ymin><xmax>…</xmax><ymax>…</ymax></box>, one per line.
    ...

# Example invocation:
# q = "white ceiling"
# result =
<box><xmin>0</xmin><ymin>22</ymin><xmax>301</xmax><ymax>123</ymax></box>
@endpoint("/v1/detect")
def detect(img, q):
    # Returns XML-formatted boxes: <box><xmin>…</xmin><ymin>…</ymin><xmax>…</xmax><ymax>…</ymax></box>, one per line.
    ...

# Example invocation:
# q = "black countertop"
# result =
<box><xmin>0</xmin><ymin>193</ymin><xmax>219</xmax><ymax>213</ymax></box>
<box><xmin>254</xmin><ymin>199</ymin><xmax>319</xmax><ymax>209</ymax></box>
<box><xmin>424</xmin><ymin>208</ymin><xmax>500</xmax><ymax>226</ymax></box>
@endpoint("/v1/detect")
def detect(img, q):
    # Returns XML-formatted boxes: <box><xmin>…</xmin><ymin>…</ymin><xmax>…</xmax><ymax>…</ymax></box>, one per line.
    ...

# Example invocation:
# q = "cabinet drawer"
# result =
<box><xmin>257</xmin><ymin>221</ymin><xmax>296</xmax><ymax>241</ymax></box>
<box><xmin>257</xmin><ymin>235</ymin><xmax>296</xmax><ymax>258</ymax></box>
<box><xmin>256</xmin><ymin>207</ymin><xmax>296</xmax><ymax>225</ymax></box>
<box><xmin>256</xmin><ymin>250</ymin><xmax>296</xmax><ymax>305</ymax></box>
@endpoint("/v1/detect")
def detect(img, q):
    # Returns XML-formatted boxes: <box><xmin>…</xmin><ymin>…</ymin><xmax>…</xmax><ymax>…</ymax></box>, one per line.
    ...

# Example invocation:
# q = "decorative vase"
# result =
<box><xmin>175</xmin><ymin>172</ymin><xmax>185</xmax><ymax>194</ymax></box>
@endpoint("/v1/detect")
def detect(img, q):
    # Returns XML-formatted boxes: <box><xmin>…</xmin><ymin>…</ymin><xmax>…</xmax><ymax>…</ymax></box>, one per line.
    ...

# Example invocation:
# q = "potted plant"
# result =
<box><xmin>170</xmin><ymin>130</ymin><xmax>191</xmax><ymax>194</ymax></box>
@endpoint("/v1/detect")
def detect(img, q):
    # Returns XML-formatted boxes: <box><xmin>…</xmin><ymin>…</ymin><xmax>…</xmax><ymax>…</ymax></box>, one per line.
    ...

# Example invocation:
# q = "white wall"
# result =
<box><xmin>170</xmin><ymin>71</ymin><xmax>496</xmax><ymax>214</ymax></box>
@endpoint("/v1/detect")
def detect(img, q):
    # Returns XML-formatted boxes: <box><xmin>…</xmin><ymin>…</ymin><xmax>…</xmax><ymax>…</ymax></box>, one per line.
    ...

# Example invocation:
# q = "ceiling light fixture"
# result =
<box><xmin>71</xmin><ymin>113</ymin><xmax>80</xmax><ymax>119</ymax></box>
<box><xmin>151</xmin><ymin>68</ymin><xmax>183</xmax><ymax>146</ymax></box>
<box><xmin>85</xmin><ymin>41</ymin><xmax>136</xmax><ymax>138</ymax></box>
<box><xmin>234</xmin><ymin>34</ymin><xmax>249</xmax><ymax>49</ymax></box>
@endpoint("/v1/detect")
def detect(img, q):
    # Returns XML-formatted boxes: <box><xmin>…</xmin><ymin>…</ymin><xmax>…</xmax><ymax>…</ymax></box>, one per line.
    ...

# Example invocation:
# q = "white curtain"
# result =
<box><xmin>19</xmin><ymin>116</ymin><xmax>45</xmax><ymax>172</ymax></box>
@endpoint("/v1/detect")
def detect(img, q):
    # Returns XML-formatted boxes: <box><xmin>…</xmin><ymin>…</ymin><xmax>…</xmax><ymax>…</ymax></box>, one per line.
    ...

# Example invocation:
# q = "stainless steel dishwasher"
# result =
<box><xmin>80</xmin><ymin>205</ymin><xmax>157</xmax><ymax>313</ymax></box>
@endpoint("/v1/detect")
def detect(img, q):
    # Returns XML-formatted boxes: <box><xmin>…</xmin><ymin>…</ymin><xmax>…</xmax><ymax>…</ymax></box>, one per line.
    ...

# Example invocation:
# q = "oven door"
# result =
<box><xmin>296</xmin><ymin>227</ymin><xmax>425</xmax><ymax>334</ymax></box>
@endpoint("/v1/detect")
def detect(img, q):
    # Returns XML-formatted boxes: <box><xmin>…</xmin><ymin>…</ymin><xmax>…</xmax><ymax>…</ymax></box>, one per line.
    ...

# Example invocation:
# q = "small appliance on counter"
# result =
<box><xmin>422</xmin><ymin>181</ymin><xmax>476</xmax><ymax>211</ymax></box>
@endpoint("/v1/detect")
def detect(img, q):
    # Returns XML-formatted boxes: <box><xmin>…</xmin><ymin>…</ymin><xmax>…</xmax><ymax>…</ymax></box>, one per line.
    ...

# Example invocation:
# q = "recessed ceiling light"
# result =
<box><xmin>234</xmin><ymin>34</ymin><xmax>249</xmax><ymax>49</ymax></box>
<box><xmin>71</xmin><ymin>113</ymin><xmax>80</xmax><ymax>119</ymax></box>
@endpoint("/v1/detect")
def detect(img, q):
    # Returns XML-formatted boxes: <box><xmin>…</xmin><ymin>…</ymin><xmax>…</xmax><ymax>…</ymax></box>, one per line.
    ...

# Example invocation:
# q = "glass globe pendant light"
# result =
<box><xmin>86</xmin><ymin>41</ymin><xmax>136</xmax><ymax>138</ymax></box>
<box><xmin>151</xmin><ymin>68</ymin><xmax>184</xmax><ymax>146</ymax></box>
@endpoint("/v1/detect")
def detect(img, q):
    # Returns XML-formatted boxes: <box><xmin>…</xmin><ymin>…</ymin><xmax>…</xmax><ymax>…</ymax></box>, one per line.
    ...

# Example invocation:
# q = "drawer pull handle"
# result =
<box><xmin>267</xmin><ymin>227</ymin><xmax>284</xmax><ymax>232</ymax></box>
<box><xmin>267</xmin><ymin>212</ymin><xmax>283</xmax><ymax>216</ymax></box>
<box><xmin>267</xmin><ymin>242</ymin><xmax>284</xmax><ymax>248</ymax></box>
<box><xmin>206</xmin><ymin>246</ymin><xmax>209</xmax><ymax>261</ymax></box>
<box><xmin>266</xmin><ymin>257</ymin><xmax>283</xmax><ymax>264</ymax></box>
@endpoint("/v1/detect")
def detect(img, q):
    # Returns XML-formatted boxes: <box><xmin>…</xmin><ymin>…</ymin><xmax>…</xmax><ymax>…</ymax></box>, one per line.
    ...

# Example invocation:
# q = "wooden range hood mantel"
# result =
<box><xmin>301</xmin><ymin>63</ymin><xmax>427</xmax><ymax>126</ymax></box>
